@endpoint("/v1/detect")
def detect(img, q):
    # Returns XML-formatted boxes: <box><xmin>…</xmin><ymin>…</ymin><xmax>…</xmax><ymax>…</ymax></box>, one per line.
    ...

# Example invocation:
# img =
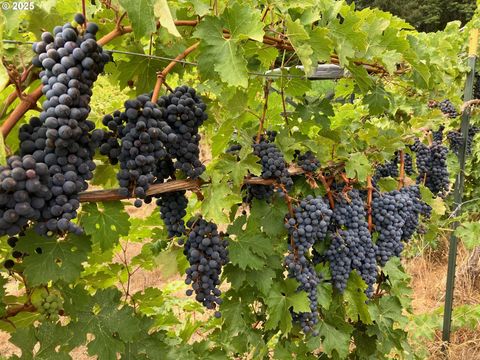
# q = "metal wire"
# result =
<box><xmin>2</xmin><ymin>39</ymin><xmax>312</xmax><ymax>80</ymax></box>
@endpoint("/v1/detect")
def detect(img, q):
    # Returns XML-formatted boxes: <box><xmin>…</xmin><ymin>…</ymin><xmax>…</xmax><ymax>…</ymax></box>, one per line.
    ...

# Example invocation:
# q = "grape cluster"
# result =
<box><xmin>183</xmin><ymin>217</ymin><xmax>229</xmax><ymax>317</ymax></box>
<box><xmin>326</xmin><ymin>190</ymin><xmax>377</xmax><ymax>297</ymax></box>
<box><xmin>410</xmin><ymin>139</ymin><xmax>430</xmax><ymax>180</ymax></box>
<box><xmin>38</xmin><ymin>292</ymin><xmax>63</xmax><ymax>322</ymax></box>
<box><xmin>156</xmin><ymin>191</ymin><xmax>188</xmax><ymax>237</ymax></box>
<box><xmin>247</xmin><ymin>131</ymin><xmax>292</xmax><ymax>202</ymax></box>
<box><xmin>372</xmin><ymin>151</ymin><xmax>413</xmax><ymax>185</ymax></box>
<box><xmin>411</xmin><ymin>139</ymin><xmax>449</xmax><ymax>195</ymax></box>
<box><xmin>447</xmin><ymin>126</ymin><xmax>480</xmax><ymax>156</ymax></box>
<box><xmin>284</xmin><ymin>195</ymin><xmax>332</xmax><ymax>334</ymax></box>
<box><xmin>294</xmin><ymin>151</ymin><xmax>320</xmax><ymax>172</ymax></box>
<box><xmin>253</xmin><ymin>132</ymin><xmax>292</xmax><ymax>187</ymax></box>
<box><xmin>438</xmin><ymin>99</ymin><xmax>458</xmax><ymax>118</ymax></box>
<box><xmin>100</xmin><ymin>95</ymin><xmax>170</xmax><ymax>204</ymax></box>
<box><xmin>432</xmin><ymin>125</ymin><xmax>445</xmax><ymax>143</ymax></box>
<box><xmin>0</xmin><ymin>155</ymin><xmax>52</xmax><ymax>236</ymax></box>
<box><xmin>372</xmin><ymin>186</ymin><xmax>431</xmax><ymax>266</ymax></box>
<box><xmin>373</xmin><ymin>159</ymin><xmax>398</xmax><ymax>183</ymax></box>
<box><xmin>157</xmin><ymin>86</ymin><xmax>208</xmax><ymax>178</ymax></box>
<box><xmin>425</xmin><ymin>142</ymin><xmax>449</xmax><ymax>195</ymax></box>
<box><xmin>1</xmin><ymin>15</ymin><xmax>109</xmax><ymax>236</ymax></box>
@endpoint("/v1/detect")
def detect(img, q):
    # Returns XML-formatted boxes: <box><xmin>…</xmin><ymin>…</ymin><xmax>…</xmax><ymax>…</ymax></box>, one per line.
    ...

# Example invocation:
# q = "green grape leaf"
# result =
<box><xmin>15</xmin><ymin>232</ymin><xmax>92</xmax><ymax>286</ymax></box>
<box><xmin>119</xmin><ymin>0</ymin><xmax>157</xmax><ymax>38</ymax></box>
<box><xmin>195</xmin><ymin>21</ymin><xmax>249</xmax><ymax>88</ymax></box>
<box><xmin>154</xmin><ymin>0</ymin><xmax>181</xmax><ymax>37</ymax></box>
<box><xmin>81</xmin><ymin>201</ymin><xmax>130</xmax><ymax>251</ymax></box>
<box><xmin>455</xmin><ymin>222</ymin><xmax>480</xmax><ymax>250</ymax></box>
<box><xmin>200</xmin><ymin>182</ymin><xmax>242</xmax><ymax>224</ymax></box>
<box><xmin>245</xmin><ymin>267</ymin><xmax>276</xmax><ymax>295</ymax></box>
<box><xmin>345</xmin><ymin>152</ymin><xmax>371</xmax><ymax>181</ymax></box>
<box><xmin>317</xmin><ymin>281</ymin><xmax>333</xmax><ymax>310</ymax></box>
<box><xmin>91</xmin><ymin>162</ymin><xmax>119</xmax><ymax>188</ymax></box>
<box><xmin>228</xmin><ymin>215</ymin><xmax>275</xmax><ymax>269</ymax></box>
<box><xmin>317</xmin><ymin>321</ymin><xmax>352</xmax><ymax>359</ymax></box>
<box><xmin>223</xmin><ymin>2</ymin><xmax>264</xmax><ymax>42</ymax></box>
<box><xmin>67</xmin><ymin>288</ymin><xmax>142</xmax><ymax>359</ymax></box>
<box><xmin>249</xmin><ymin>199</ymin><xmax>288</xmax><ymax>238</ymax></box>
<box><xmin>363</xmin><ymin>86</ymin><xmax>391</xmax><ymax>115</ymax></box>
<box><xmin>344</xmin><ymin>271</ymin><xmax>372</xmax><ymax>324</ymax></box>
<box><xmin>264</xmin><ymin>280</ymin><xmax>310</xmax><ymax>333</ymax></box>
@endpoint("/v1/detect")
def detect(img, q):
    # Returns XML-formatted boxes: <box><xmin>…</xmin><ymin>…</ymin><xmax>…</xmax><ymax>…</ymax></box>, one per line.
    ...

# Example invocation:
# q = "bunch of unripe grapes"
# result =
<box><xmin>38</xmin><ymin>292</ymin><xmax>63</xmax><ymax>322</ymax></box>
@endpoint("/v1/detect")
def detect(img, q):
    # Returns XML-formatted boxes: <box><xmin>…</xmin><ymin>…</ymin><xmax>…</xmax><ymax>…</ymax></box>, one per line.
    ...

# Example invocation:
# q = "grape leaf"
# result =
<box><xmin>119</xmin><ymin>0</ymin><xmax>157</xmax><ymax>38</ymax></box>
<box><xmin>228</xmin><ymin>215</ymin><xmax>275</xmax><ymax>270</ymax></box>
<box><xmin>245</xmin><ymin>267</ymin><xmax>276</xmax><ymax>295</ymax></box>
<box><xmin>363</xmin><ymin>86</ymin><xmax>391</xmax><ymax>115</ymax></box>
<box><xmin>455</xmin><ymin>222</ymin><xmax>480</xmax><ymax>250</ymax></box>
<box><xmin>81</xmin><ymin>201</ymin><xmax>130</xmax><ymax>251</ymax></box>
<box><xmin>345</xmin><ymin>152</ymin><xmax>371</xmax><ymax>181</ymax></box>
<box><xmin>264</xmin><ymin>280</ymin><xmax>310</xmax><ymax>334</ymax></box>
<box><xmin>67</xmin><ymin>288</ymin><xmax>142</xmax><ymax>360</ymax></box>
<box><xmin>194</xmin><ymin>3</ymin><xmax>264</xmax><ymax>87</ymax></box>
<box><xmin>154</xmin><ymin>0</ymin><xmax>181</xmax><ymax>37</ymax></box>
<box><xmin>15</xmin><ymin>232</ymin><xmax>92</xmax><ymax>286</ymax></box>
<box><xmin>200</xmin><ymin>182</ymin><xmax>242</xmax><ymax>224</ymax></box>
<box><xmin>317</xmin><ymin>321</ymin><xmax>352</xmax><ymax>359</ymax></box>
<box><xmin>344</xmin><ymin>271</ymin><xmax>372</xmax><ymax>324</ymax></box>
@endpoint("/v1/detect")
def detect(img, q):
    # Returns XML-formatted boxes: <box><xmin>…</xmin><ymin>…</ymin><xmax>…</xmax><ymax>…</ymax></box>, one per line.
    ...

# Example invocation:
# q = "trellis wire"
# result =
<box><xmin>2</xmin><ymin>39</ymin><xmax>314</xmax><ymax>80</ymax></box>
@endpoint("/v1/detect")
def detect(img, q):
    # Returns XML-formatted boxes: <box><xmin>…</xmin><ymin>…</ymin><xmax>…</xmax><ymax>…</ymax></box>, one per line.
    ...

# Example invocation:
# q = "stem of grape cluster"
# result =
<box><xmin>151</xmin><ymin>42</ymin><xmax>200</xmax><ymax>103</ymax></box>
<box><xmin>81</xmin><ymin>0</ymin><xmax>87</xmax><ymax>28</ymax></box>
<box><xmin>280</xmin><ymin>184</ymin><xmax>298</xmax><ymax>258</ymax></box>
<box><xmin>318</xmin><ymin>171</ymin><xmax>335</xmax><ymax>209</ymax></box>
<box><xmin>255</xmin><ymin>80</ymin><xmax>272</xmax><ymax>143</ymax></box>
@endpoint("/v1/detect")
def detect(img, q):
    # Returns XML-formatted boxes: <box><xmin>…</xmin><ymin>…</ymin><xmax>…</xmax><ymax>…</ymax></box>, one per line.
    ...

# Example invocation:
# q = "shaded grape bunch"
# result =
<box><xmin>372</xmin><ymin>191</ymin><xmax>405</xmax><ymax>266</ymax></box>
<box><xmin>157</xmin><ymin>86</ymin><xmax>208</xmax><ymax>178</ymax></box>
<box><xmin>373</xmin><ymin>151</ymin><xmax>413</xmax><ymax>185</ymax></box>
<box><xmin>103</xmin><ymin>95</ymin><xmax>169</xmax><ymax>203</ymax></box>
<box><xmin>184</xmin><ymin>217</ymin><xmax>229</xmax><ymax>317</ymax></box>
<box><xmin>284</xmin><ymin>195</ymin><xmax>332</xmax><ymax>334</ymax></box>
<box><xmin>246</xmin><ymin>131</ymin><xmax>293</xmax><ymax>203</ymax></box>
<box><xmin>438</xmin><ymin>99</ymin><xmax>458</xmax><ymax>118</ymax></box>
<box><xmin>244</xmin><ymin>184</ymin><xmax>274</xmax><ymax>203</ymax></box>
<box><xmin>0</xmin><ymin>155</ymin><xmax>52</xmax><ymax>236</ymax></box>
<box><xmin>432</xmin><ymin>125</ymin><xmax>445</xmax><ymax>143</ymax></box>
<box><xmin>425</xmin><ymin>142</ymin><xmax>449</xmax><ymax>195</ymax></box>
<box><xmin>253</xmin><ymin>131</ymin><xmax>292</xmax><ymax>187</ymax></box>
<box><xmin>410</xmin><ymin>139</ymin><xmax>430</xmax><ymax>180</ymax></box>
<box><xmin>372</xmin><ymin>186</ymin><xmax>431</xmax><ymax>266</ymax></box>
<box><xmin>399</xmin><ymin>186</ymin><xmax>431</xmax><ymax>241</ymax></box>
<box><xmin>294</xmin><ymin>150</ymin><xmax>320</xmax><ymax>172</ymax></box>
<box><xmin>326</xmin><ymin>190</ymin><xmax>377</xmax><ymax>297</ymax></box>
<box><xmin>373</xmin><ymin>159</ymin><xmax>398</xmax><ymax>184</ymax></box>
<box><xmin>156</xmin><ymin>191</ymin><xmax>188</xmax><ymax>237</ymax></box>
<box><xmin>447</xmin><ymin>126</ymin><xmax>480</xmax><ymax>156</ymax></box>
<box><xmin>38</xmin><ymin>292</ymin><xmax>63</xmax><ymax>322</ymax></box>
<box><xmin>9</xmin><ymin>14</ymin><xmax>110</xmax><ymax>235</ymax></box>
